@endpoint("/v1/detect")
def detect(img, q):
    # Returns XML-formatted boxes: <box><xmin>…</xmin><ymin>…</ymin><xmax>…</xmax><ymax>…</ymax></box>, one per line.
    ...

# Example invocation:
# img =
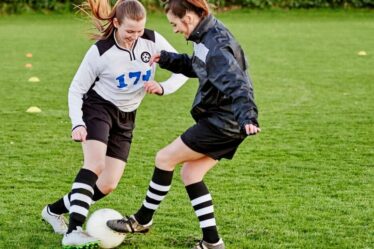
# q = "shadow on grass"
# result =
<box><xmin>121</xmin><ymin>234</ymin><xmax>199</xmax><ymax>248</ymax></box>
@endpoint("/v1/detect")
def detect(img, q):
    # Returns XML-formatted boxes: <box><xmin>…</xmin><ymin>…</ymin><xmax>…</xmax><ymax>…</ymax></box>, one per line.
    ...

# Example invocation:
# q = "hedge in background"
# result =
<box><xmin>0</xmin><ymin>0</ymin><xmax>373</xmax><ymax>14</ymax></box>
<box><xmin>0</xmin><ymin>0</ymin><xmax>85</xmax><ymax>14</ymax></box>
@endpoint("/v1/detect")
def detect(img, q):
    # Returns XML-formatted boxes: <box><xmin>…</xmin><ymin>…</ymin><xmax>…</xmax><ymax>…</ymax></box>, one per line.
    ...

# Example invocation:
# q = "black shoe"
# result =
<box><xmin>106</xmin><ymin>215</ymin><xmax>152</xmax><ymax>233</ymax></box>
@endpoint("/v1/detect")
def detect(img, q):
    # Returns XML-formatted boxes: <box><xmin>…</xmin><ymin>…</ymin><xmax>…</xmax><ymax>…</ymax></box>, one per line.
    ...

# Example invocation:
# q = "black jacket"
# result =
<box><xmin>158</xmin><ymin>15</ymin><xmax>259</xmax><ymax>138</ymax></box>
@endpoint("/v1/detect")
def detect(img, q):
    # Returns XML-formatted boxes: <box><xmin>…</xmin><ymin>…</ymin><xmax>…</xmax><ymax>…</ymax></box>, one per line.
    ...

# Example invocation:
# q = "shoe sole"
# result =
<box><xmin>108</xmin><ymin>226</ymin><xmax>149</xmax><ymax>234</ymax></box>
<box><xmin>116</xmin><ymin>228</ymin><xmax>149</xmax><ymax>234</ymax></box>
<box><xmin>62</xmin><ymin>241</ymin><xmax>100</xmax><ymax>249</ymax></box>
<box><xmin>139</xmin><ymin>228</ymin><xmax>149</xmax><ymax>234</ymax></box>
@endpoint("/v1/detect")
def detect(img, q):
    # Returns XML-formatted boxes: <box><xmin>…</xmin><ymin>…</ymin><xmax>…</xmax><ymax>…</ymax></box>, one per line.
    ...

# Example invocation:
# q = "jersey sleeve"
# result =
<box><xmin>68</xmin><ymin>45</ymin><xmax>101</xmax><ymax>129</ymax></box>
<box><xmin>154</xmin><ymin>32</ymin><xmax>189</xmax><ymax>95</ymax></box>
<box><xmin>154</xmin><ymin>31</ymin><xmax>177</xmax><ymax>54</ymax></box>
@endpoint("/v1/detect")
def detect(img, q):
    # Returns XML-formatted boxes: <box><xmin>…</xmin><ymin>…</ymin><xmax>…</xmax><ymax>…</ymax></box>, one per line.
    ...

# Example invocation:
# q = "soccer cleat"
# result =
<box><xmin>62</xmin><ymin>227</ymin><xmax>100</xmax><ymax>249</ymax></box>
<box><xmin>193</xmin><ymin>239</ymin><xmax>225</xmax><ymax>249</ymax></box>
<box><xmin>41</xmin><ymin>205</ymin><xmax>68</xmax><ymax>234</ymax></box>
<box><xmin>106</xmin><ymin>215</ymin><xmax>152</xmax><ymax>233</ymax></box>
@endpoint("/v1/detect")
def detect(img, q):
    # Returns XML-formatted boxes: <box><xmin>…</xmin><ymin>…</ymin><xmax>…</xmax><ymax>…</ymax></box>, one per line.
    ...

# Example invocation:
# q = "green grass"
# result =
<box><xmin>0</xmin><ymin>9</ymin><xmax>373</xmax><ymax>249</ymax></box>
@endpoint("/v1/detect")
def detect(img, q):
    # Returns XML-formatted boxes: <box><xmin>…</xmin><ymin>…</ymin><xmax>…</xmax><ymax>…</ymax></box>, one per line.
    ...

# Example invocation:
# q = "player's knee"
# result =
<box><xmin>180</xmin><ymin>165</ymin><xmax>190</xmax><ymax>184</ymax></box>
<box><xmin>85</xmin><ymin>160</ymin><xmax>106</xmax><ymax>174</ymax></box>
<box><xmin>181</xmin><ymin>164</ymin><xmax>200</xmax><ymax>185</ymax></box>
<box><xmin>155</xmin><ymin>149</ymin><xmax>175</xmax><ymax>170</ymax></box>
<box><xmin>99</xmin><ymin>182</ymin><xmax>118</xmax><ymax>194</ymax></box>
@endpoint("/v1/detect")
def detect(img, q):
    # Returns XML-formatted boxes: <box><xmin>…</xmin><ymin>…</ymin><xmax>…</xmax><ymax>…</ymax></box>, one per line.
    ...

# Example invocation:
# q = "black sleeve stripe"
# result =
<box><xmin>141</xmin><ymin>29</ymin><xmax>155</xmax><ymax>43</ymax></box>
<box><xmin>95</xmin><ymin>34</ymin><xmax>116</xmax><ymax>56</ymax></box>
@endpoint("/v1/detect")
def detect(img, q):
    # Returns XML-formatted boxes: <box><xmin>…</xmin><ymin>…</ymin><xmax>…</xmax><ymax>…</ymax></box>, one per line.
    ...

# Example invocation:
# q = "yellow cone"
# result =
<box><xmin>358</xmin><ymin>51</ymin><xmax>367</xmax><ymax>56</ymax></box>
<box><xmin>26</xmin><ymin>106</ymin><xmax>42</xmax><ymax>113</ymax></box>
<box><xmin>26</xmin><ymin>53</ymin><xmax>33</xmax><ymax>58</ymax></box>
<box><xmin>28</xmin><ymin>76</ymin><xmax>40</xmax><ymax>82</ymax></box>
<box><xmin>25</xmin><ymin>63</ymin><xmax>32</xmax><ymax>68</ymax></box>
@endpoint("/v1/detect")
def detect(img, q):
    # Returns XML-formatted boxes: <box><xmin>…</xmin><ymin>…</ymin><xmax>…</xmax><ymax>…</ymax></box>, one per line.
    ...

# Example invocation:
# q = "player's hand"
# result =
<box><xmin>71</xmin><ymin>126</ymin><xmax>87</xmax><ymax>142</ymax></box>
<box><xmin>245</xmin><ymin>124</ymin><xmax>261</xmax><ymax>136</ymax></box>
<box><xmin>149</xmin><ymin>54</ymin><xmax>160</xmax><ymax>66</ymax></box>
<box><xmin>144</xmin><ymin>81</ymin><xmax>163</xmax><ymax>95</ymax></box>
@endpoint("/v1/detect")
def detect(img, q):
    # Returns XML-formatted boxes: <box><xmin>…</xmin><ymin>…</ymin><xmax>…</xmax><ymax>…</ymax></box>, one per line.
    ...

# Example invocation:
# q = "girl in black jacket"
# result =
<box><xmin>108</xmin><ymin>0</ymin><xmax>260</xmax><ymax>248</ymax></box>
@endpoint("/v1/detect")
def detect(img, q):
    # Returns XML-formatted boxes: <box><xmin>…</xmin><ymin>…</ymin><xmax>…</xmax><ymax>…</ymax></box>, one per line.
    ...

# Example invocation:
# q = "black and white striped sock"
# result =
<box><xmin>48</xmin><ymin>185</ymin><xmax>106</xmax><ymax>215</ymax></box>
<box><xmin>135</xmin><ymin>167</ymin><xmax>173</xmax><ymax>225</ymax></box>
<box><xmin>186</xmin><ymin>181</ymin><xmax>220</xmax><ymax>244</ymax></box>
<box><xmin>48</xmin><ymin>193</ymin><xmax>71</xmax><ymax>214</ymax></box>
<box><xmin>67</xmin><ymin>168</ymin><xmax>98</xmax><ymax>233</ymax></box>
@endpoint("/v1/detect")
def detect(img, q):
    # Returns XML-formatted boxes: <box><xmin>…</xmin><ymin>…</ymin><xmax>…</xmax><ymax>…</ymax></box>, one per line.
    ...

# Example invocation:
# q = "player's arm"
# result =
<box><xmin>144</xmin><ymin>32</ymin><xmax>189</xmax><ymax>95</ymax></box>
<box><xmin>68</xmin><ymin>45</ymin><xmax>100</xmax><ymax>141</ymax></box>
<box><xmin>206</xmin><ymin>46</ymin><xmax>260</xmax><ymax>135</ymax></box>
<box><xmin>157</xmin><ymin>50</ymin><xmax>197</xmax><ymax>78</ymax></box>
<box><xmin>149</xmin><ymin>32</ymin><xmax>195</xmax><ymax>78</ymax></box>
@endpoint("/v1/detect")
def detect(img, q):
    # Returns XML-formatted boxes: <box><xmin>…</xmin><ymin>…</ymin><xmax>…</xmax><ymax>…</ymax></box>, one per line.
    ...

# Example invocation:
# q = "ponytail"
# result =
<box><xmin>80</xmin><ymin>0</ymin><xmax>146</xmax><ymax>40</ymax></box>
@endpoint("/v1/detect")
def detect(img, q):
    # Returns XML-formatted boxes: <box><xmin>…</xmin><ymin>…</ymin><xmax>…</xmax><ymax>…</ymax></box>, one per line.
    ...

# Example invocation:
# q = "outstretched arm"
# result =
<box><xmin>146</xmin><ymin>54</ymin><xmax>188</xmax><ymax>95</ymax></box>
<box><xmin>145</xmin><ymin>32</ymin><xmax>190</xmax><ymax>95</ymax></box>
<box><xmin>157</xmin><ymin>50</ymin><xmax>197</xmax><ymax>78</ymax></box>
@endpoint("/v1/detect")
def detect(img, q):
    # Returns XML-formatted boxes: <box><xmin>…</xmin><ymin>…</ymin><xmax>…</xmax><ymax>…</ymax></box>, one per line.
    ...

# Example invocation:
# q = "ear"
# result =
<box><xmin>183</xmin><ymin>12</ymin><xmax>194</xmax><ymax>25</ymax></box>
<box><xmin>113</xmin><ymin>18</ymin><xmax>120</xmax><ymax>28</ymax></box>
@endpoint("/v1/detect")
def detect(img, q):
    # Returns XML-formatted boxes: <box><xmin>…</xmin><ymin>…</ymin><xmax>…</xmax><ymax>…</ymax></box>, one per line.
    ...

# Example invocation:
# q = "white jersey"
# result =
<box><xmin>69</xmin><ymin>29</ymin><xmax>188</xmax><ymax>128</ymax></box>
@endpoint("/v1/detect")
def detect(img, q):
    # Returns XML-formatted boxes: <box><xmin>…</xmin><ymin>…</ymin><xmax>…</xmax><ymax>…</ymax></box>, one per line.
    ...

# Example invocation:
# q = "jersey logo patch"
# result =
<box><xmin>141</xmin><ymin>52</ymin><xmax>151</xmax><ymax>63</ymax></box>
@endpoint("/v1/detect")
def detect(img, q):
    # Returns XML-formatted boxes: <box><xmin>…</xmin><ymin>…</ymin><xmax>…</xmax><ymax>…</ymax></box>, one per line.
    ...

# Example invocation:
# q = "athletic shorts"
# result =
<box><xmin>82</xmin><ymin>89</ymin><xmax>136</xmax><ymax>162</ymax></box>
<box><xmin>180</xmin><ymin>119</ymin><xmax>245</xmax><ymax>160</ymax></box>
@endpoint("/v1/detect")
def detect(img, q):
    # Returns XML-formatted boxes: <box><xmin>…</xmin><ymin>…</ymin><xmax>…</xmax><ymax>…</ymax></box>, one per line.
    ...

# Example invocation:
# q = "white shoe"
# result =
<box><xmin>62</xmin><ymin>227</ymin><xmax>99</xmax><ymax>248</ymax></box>
<box><xmin>41</xmin><ymin>205</ymin><xmax>68</xmax><ymax>234</ymax></box>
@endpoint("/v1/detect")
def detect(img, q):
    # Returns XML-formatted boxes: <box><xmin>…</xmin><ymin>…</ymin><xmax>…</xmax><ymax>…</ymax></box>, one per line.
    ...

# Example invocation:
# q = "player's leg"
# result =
<box><xmin>107</xmin><ymin>136</ymin><xmax>206</xmax><ymax>233</ymax></box>
<box><xmin>42</xmin><ymin>150</ymin><xmax>107</xmax><ymax>235</ymax></box>
<box><xmin>42</xmin><ymin>156</ymin><xmax>125</xmax><ymax>236</ymax></box>
<box><xmin>95</xmin><ymin>156</ymin><xmax>126</xmax><ymax>194</ymax></box>
<box><xmin>61</xmin><ymin>156</ymin><xmax>125</xmax><ymax>248</ymax></box>
<box><xmin>180</xmin><ymin>156</ymin><xmax>217</xmax><ymax>185</ymax></box>
<box><xmin>96</xmin><ymin>106</ymin><xmax>133</xmax><ymax>195</ymax></box>
<box><xmin>61</xmin><ymin>140</ymin><xmax>106</xmax><ymax>248</ymax></box>
<box><xmin>42</xmin><ymin>161</ymin><xmax>114</xmax><ymax>235</ymax></box>
<box><xmin>134</xmin><ymin>136</ymin><xmax>206</xmax><ymax>222</ymax></box>
<box><xmin>42</xmin><ymin>175</ymin><xmax>119</xmax><ymax>235</ymax></box>
<box><xmin>181</xmin><ymin>157</ymin><xmax>225</xmax><ymax>249</ymax></box>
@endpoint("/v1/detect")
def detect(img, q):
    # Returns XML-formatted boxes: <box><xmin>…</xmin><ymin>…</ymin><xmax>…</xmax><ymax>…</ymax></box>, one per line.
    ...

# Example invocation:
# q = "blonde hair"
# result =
<box><xmin>80</xmin><ymin>0</ymin><xmax>146</xmax><ymax>40</ymax></box>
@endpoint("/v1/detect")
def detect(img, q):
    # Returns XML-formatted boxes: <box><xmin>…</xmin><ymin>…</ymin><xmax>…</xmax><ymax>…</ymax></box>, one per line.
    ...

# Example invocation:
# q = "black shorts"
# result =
<box><xmin>82</xmin><ymin>89</ymin><xmax>136</xmax><ymax>162</ymax></box>
<box><xmin>180</xmin><ymin>119</ymin><xmax>245</xmax><ymax>160</ymax></box>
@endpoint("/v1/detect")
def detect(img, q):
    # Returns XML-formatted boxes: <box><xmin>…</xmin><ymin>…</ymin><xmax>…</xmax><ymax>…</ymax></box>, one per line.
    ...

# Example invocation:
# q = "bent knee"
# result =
<box><xmin>84</xmin><ymin>160</ymin><xmax>106</xmax><ymax>175</ymax></box>
<box><xmin>155</xmin><ymin>149</ymin><xmax>175</xmax><ymax>170</ymax></box>
<box><xmin>180</xmin><ymin>166</ymin><xmax>192</xmax><ymax>184</ymax></box>
<box><xmin>181</xmin><ymin>164</ymin><xmax>203</xmax><ymax>185</ymax></box>
<box><xmin>98</xmin><ymin>182</ymin><xmax>118</xmax><ymax>195</ymax></box>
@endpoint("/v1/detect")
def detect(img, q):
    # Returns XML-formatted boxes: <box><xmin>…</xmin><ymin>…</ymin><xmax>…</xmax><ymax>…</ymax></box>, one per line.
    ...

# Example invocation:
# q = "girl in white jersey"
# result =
<box><xmin>41</xmin><ymin>0</ymin><xmax>187</xmax><ymax>248</ymax></box>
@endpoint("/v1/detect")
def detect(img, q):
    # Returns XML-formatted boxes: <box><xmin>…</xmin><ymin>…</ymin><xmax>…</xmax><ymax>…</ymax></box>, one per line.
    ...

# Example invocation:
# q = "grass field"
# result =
<box><xmin>0</xmin><ymin>9</ymin><xmax>373</xmax><ymax>249</ymax></box>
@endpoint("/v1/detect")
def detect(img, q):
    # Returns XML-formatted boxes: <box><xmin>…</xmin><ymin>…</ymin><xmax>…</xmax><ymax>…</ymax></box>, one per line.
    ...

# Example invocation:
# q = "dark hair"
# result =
<box><xmin>164</xmin><ymin>0</ymin><xmax>209</xmax><ymax>18</ymax></box>
<box><xmin>80</xmin><ymin>0</ymin><xmax>146</xmax><ymax>40</ymax></box>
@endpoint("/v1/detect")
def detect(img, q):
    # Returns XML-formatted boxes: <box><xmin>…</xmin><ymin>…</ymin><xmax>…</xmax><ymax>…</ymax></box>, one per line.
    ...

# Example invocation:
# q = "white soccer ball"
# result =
<box><xmin>86</xmin><ymin>208</ymin><xmax>126</xmax><ymax>249</ymax></box>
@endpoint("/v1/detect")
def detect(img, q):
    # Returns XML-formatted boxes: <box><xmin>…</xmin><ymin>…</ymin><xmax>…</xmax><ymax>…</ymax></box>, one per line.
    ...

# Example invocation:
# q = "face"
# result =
<box><xmin>115</xmin><ymin>17</ymin><xmax>146</xmax><ymax>44</ymax></box>
<box><xmin>166</xmin><ymin>12</ymin><xmax>190</xmax><ymax>38</ymax></box>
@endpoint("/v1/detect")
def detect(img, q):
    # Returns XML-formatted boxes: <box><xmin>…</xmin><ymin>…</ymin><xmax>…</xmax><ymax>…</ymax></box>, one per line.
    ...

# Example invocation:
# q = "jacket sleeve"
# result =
<box><xmin>158</xmin><ymin>50</ymin><xmax>197</xmax><ymax>78</ymax></box>
<box><xmin>206</xmin><ymin>46</ymin><xmax>259</xmax><ymax>129</ymax></box>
